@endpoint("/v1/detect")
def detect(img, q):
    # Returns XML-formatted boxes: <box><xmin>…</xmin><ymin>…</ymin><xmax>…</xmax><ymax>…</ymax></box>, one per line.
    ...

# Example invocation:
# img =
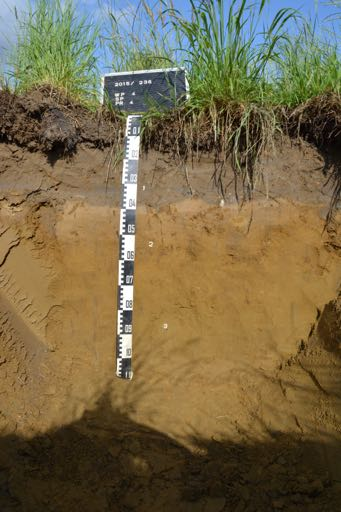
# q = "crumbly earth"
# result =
<box><xmin>0</xmin><ymin>91</ymin><xmax>341</xmax><ymax>512</ymax></box>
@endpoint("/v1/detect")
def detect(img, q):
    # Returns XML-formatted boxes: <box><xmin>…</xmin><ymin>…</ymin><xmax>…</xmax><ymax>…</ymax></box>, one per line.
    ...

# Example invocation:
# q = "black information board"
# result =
<box><xmin>102</xmin><ymin>68</ymin><xmax>188</xmax><ymax>113</ymax></box>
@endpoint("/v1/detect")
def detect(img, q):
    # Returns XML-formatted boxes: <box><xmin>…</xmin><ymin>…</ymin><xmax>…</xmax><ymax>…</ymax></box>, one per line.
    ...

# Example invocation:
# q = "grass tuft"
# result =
<box><xmin>9</xmin><ymin>0</ymin><xmax>99</xmax><ymax>107</ymax></box>
<box><xmin>163</xmin><ymin>0</ymin><xmax>296</xmax><ymax>108</ymax></box>
<box><xmin>140</xmin><ymin>0</ymin><xmax>292</xmax><ymax>201</ymax></box>
<box><xmin>106</xmin><ymin>0</ymin><xmax>177</xmax><ymax>72</ymax></box>
<box><xmin>274</xmin><ymin>19</ymin><xmax>341</xmax><ymax>107</ymax></box>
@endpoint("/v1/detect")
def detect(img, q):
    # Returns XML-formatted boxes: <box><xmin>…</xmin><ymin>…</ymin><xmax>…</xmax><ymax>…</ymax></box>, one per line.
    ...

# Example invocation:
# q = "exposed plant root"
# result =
<box><xmin>285</xmin><ymin>93</ymin><xmax>341</xmax><ymax>146</ymax></box>
<box><xmin>282</xmin><ymin>93</ymin><xmax>341</xmax><ymax>225</ymax></box>
<box><xmin>142</xmin><ymin>103</ymin><xmax>278</xmax><ymax>204</ymax></box>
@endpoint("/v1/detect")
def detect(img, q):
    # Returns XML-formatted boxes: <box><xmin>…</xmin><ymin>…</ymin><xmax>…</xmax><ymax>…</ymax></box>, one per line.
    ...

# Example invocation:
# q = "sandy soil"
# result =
<box><xmin>0</xmin><ymin>93</ymin><xmax>341</xmax><ymax>511</ymax></box>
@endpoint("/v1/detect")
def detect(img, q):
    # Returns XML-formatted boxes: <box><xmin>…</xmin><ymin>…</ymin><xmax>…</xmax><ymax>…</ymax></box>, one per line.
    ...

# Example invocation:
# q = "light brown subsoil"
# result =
<box><xmin>0</xmin><ymin>130</ymin><xmax>341</xmax><ymax>511</ymax></box>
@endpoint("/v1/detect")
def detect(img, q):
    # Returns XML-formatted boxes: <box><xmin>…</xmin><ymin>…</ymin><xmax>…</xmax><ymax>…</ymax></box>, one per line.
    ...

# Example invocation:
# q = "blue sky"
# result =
<box><xmin>106</xmin><ymin>0</ymin><xmax>340</xmax><ymax>20</ymax></box>
<box><xmin>1</xmin><ymin>0</ymin><xmax>340</xmax><ymax>71</ymax></box>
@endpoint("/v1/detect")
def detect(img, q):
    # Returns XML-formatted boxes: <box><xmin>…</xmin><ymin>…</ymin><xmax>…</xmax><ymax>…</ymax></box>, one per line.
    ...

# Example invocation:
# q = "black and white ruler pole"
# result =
<box><xmin>116</xmin><ymin>114</ymin><xmax>142</xmax><ymax>380</ymax></box>
<box><xmin>102</xmin><ymin>67</ymin><xmax>188</xmax><ymax>380</ymax></box>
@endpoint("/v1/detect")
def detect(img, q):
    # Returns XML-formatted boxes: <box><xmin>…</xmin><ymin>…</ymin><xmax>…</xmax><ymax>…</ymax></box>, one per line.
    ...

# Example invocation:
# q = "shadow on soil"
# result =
<box><xmin>0</xmin><ymin>386</ymin><xmax>340</xmax><ymax>512</ymax></box>
<box><xmin>0</xmin><ymin>296</ymin><xmax>341</xmax><ymax>512</ymax></box>
<box><xmin>318</xmin><ymin>143</ymin><xmax>341</xmax><ymax>225</ymax></box>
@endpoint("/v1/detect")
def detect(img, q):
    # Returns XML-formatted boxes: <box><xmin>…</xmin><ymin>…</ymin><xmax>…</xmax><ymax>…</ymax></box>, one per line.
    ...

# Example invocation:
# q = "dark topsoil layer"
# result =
<box><xmin>1</xmin><ymin>88</ymin><xmax>341</xmax><ymax>154</ymax></box>
<box><xmin>1</xmin><ymin>88</ymin><xmax>341</xmax><ymax>218</ymax></box>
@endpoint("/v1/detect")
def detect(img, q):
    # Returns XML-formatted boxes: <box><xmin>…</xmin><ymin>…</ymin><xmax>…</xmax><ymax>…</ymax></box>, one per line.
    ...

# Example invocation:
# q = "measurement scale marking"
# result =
<box><xmin>116</xmin><ymin>115</ymin><xmax>142</xmax><ymax>380</ymax></box>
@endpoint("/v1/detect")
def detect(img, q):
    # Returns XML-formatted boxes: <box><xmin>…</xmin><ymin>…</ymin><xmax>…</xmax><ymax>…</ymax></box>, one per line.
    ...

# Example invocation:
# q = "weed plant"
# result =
<box><xmin>140</xmin><ymin>0</ymin><xmax>295</xmax><ymax>199</ymax></box>
<box><xmin>163</xmin><ymin>0</ymin><xmax>294</xmax><ymax>109</ymax></box>
<box><xmin>106</xmin><ymin>0</ymin><xmax>179</xmax><ymax>72</ymax></box>
<box><xmin>274</xmin><ymin>19</ymin><xmax>341</xmax><ymax>107</ymax></box>
<box><xmin>10</xmin><ymin>0</ymin><xmax>99</xmax><ymax>106</ymax></box>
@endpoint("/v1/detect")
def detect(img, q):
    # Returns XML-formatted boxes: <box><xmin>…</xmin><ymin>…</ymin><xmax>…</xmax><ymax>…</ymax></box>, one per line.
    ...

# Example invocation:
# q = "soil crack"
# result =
<box><xmin>0</xmin><ymin>239</ymin><xmax>21</xmax><ymax>267</ymax></box>
<box><xmin>298</xmin><ymin>361</ymin><xmax>329</xmax><ymax>396</ymax></box>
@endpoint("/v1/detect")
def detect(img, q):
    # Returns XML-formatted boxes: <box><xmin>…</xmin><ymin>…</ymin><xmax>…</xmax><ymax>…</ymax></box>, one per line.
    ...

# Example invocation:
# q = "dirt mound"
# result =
<box><xmin>0</xmin><ymin>88</ymin><xmax>123</xmax><ymax>152</ymax></box>
<box><xmin>0</xmin><ymin>110</ymin><xmax>341</xmax><ymax>510</ymax></box>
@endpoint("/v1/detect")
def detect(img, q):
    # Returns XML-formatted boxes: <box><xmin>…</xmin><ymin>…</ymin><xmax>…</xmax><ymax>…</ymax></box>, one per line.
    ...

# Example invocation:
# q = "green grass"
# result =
<box><xmin>274</xmin><ymin>19</ymin><xmax>341</xmax><ymax>106</ymax></box>
<box><xmin>106</xmin><ymin>0</ymin><xmax>178</xmax><ymax>72</ymax></box>
<box><xmin>0</xmin><ymin>53</ymin><xmax>9</xmax><ymax>91</ymax></box>
<box><xmin>105</xmin><ymin>0</ymin><xmax>340</xmax><ymax>107</ymax></box>
<box><xmin>4</xmin><ymin>0</ymin><xmax>341</xmax><ymax>110</ymax></box>
<box><xmin>163</xmin><ymin>0</ymin><xmax>294</xmax><ymax>109</ymax></box>
<box><xmin>0</xmin><ymin>68</ymin><xmax>6</xmax><ymax>91</ymax></box>
<box><xmin>9</xmin><ymin>0</ymin><xmax>99</xmax><ymax>106</ymax></box>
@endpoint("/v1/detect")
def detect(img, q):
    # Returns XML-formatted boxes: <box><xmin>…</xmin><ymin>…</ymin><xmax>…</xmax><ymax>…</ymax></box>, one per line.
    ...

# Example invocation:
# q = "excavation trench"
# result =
<box><xmin>0</xmin><ymin>92</ymin><xmax>341</xmax><ymax>511</ymax></box>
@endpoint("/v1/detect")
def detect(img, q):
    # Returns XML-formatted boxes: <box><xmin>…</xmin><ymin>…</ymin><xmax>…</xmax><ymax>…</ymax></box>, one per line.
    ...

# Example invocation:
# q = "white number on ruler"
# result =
<box><xmin>117</xmin><ymin>311</ymin><xmax>132</xmax><ymax>334</ymax></box>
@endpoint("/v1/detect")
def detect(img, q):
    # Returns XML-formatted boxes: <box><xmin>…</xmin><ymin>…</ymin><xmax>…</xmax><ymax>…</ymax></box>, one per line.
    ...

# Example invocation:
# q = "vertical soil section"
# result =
<box><xmin>0</xmin><ymin>91</ymin><xmax>341</xmax><ymax>511</ymax></box>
